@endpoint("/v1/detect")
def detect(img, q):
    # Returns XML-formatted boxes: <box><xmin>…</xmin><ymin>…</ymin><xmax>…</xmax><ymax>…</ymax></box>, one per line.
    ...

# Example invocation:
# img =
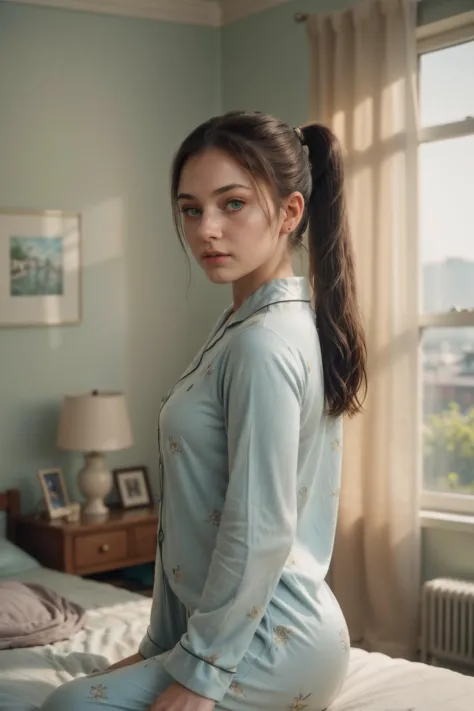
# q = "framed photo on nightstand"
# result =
<box><xmin>114</xmin><ymin>466</ymin><xmax>152</xmax><ymax>510</ymax></box>
<box><xmin>37</xmin><ymin>468</ymin><xmax>70</xmax><ymax>519</ymax></box>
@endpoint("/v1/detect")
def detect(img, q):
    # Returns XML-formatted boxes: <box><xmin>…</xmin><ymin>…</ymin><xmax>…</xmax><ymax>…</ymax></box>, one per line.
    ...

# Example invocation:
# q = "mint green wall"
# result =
<box><xmin>422</xmin><ymin>527</ymin><xmax>474</xmax><ymax>582</ymax></box>
<box><xmin>0</xmin><ymin>2</ymin><xmax>225</xmax><ymax>512</ymax></box>
<box><xmin>421</xmin><ymin>0</ymin><xmax>474</xmax><ymax>24</ymax></box>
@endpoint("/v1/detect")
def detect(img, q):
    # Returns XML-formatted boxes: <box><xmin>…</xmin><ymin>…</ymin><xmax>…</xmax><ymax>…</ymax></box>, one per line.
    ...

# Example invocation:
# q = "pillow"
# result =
<box><xmin>0</xmin><ymin>581</ymin><xmax>85</xmax><ymax>649</ymax></box>
<box><xmin>0</xmin><ymin>538</ymin><xmax>40</xmax><ymax>579</ymax></box>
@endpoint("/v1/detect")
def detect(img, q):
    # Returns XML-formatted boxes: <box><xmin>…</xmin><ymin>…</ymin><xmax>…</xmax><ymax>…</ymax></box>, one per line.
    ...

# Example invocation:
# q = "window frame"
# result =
<box><xmin>417</xmin><ymin>11</ymin><xmax>474</xmax><ymax>515</ymax></box>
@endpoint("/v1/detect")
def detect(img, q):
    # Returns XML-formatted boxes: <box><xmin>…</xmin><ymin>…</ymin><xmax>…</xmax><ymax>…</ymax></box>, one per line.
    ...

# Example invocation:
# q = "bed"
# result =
<box><xmin>1</xmin><ymin>489</ymin><xmax>474</xmax><ymax>711</ymax></box>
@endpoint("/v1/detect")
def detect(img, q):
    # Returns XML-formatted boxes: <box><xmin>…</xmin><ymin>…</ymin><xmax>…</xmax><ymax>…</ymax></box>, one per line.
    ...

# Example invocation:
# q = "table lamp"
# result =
<box><xmin>57</xmin><ymin>390</ymin><xmax>133</xmax><ymax>516</ymax></box>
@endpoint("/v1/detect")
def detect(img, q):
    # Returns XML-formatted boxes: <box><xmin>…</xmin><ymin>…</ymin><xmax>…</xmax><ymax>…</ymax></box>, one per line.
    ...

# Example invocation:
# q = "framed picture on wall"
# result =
<box><xmin>37</xmin><ymin>468</ymin><xmax>70</xmax><ymax>519</ymax></box>
<box><xmin>114</xmin><ymin>466</ymin><xmax>153</xmax><ymax>509</ymax></box>
<box><xmin>0</xmin><ymin>209</ymin><xmax>81</xmax><ymax>327</ymax></box>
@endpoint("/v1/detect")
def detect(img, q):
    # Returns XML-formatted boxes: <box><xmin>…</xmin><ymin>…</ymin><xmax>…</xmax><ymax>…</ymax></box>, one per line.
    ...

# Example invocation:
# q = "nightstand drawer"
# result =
<box><xmin>16</xmin><ymin>506</ymin><xmax>158</xmax><ymax>576</ymax></box>
<box><xmin>74</xmin><ymin>530</ymin><xmax>128</xmax><ymax>569</ymax></box>
<box><xmin>132</xmin><ymin>523</ymin><xmax>157</xmax><ymax>559</ymax></box>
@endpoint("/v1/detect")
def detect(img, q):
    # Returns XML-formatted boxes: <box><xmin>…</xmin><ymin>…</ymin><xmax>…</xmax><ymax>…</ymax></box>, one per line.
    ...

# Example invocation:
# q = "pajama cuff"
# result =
<box><xmin>138</xmin><ymin>628</ymin><xmax>166</xmax><ymax>659</ymax></box>
<box><xmin>163</xmin><ymin>642</ymin><xmax>235</xmax><ymax>702</ymax></box>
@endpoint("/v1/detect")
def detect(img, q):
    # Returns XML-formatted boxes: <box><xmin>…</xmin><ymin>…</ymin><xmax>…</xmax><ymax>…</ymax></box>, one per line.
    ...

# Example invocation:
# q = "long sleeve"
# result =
<box><xmin>139</xmin><ymin>549</ymin><xmax>188</xmax><ymax>658</ymax></box>
<box><xmin>163</xmin><ymin>327</ymin><xmax>304</xmax><ymax>701</ymax></box>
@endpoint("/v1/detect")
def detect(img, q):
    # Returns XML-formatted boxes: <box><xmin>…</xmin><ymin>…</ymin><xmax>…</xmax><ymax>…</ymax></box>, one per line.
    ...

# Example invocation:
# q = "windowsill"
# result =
<box><xmin>420</xmin><ymin>510</ymin><xmax>474</xmax><ymax>534</ymax></box>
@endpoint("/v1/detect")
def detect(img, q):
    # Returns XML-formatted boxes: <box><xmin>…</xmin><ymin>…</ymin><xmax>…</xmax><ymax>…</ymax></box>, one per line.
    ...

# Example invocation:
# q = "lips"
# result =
<box><xmin>201</xmin><ymin>251</ymin><xmax>231</xmax><ymax>267</ymax></box>
<box><xmin>202</xmin><ymin>251</ymin><xmax>229</xmax><ymax>259</ymax></box>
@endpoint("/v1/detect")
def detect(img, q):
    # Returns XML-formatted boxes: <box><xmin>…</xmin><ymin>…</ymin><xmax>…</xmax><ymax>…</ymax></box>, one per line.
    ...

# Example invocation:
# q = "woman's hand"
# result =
<box><xmin>107</xmin><ymin>651</ymin><xmax>144</xmax><ymax>671</ymax></box>
<box><xmin>148</xmin><ymin>682</ymin><xmax>216</xmax><ymax>711</ymax></box>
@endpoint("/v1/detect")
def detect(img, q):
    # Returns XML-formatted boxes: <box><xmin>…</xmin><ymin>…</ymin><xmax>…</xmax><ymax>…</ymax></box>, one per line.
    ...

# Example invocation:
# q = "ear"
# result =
<box><xmin>279</xmin><ymin>192</ymin><xmax>305</xmax><ymax>236</ymax></box>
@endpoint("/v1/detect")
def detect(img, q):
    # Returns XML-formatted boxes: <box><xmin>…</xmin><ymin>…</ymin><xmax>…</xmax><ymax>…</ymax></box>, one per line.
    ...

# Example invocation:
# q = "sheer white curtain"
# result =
<box><xmin>307</xmin><ymin>0</ymin><xmax>420</xmax><ymax>659</ymax></box>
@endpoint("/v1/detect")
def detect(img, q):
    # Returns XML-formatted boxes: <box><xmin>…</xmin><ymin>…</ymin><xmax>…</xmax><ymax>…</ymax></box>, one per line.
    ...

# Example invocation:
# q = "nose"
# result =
<box><xmin>196</xmin><ymin>208</ymin><xmax>222</xmax><ymax>241</ymax></box>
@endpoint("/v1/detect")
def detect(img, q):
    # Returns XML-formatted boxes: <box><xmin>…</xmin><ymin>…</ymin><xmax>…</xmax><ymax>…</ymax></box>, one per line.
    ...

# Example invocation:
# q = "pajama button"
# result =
<box><xmin>158</xmin><ymin>530</ymin><xmax>164</xmax><ymax>543</ymax></box>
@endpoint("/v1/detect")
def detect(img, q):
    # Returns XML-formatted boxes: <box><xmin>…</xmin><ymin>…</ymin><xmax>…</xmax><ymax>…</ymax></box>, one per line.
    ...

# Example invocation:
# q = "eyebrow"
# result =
<box><xmin>177</xmin><ymin>183</ymin><xmax>251</xmax><ymax>200</ymax></box>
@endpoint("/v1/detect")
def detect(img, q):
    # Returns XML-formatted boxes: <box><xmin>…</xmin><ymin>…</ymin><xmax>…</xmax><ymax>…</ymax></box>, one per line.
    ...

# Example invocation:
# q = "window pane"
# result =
<box><xmin>423</xmin><ymin>328</ymin><xmax>474</xmax><ymax>495</ymax></box>
<box><xmin>420</xmin><ymin>134</ymin><xmax>474</xmax><ymax>313</ymax></box>
<box><xmin>420</xmin><ymin>40</ymin><xmax>474</xmax><ymax>127</ymax></box>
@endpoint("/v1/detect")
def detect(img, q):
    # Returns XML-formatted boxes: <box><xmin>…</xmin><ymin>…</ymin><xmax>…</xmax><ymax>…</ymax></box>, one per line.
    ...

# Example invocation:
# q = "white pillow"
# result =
<box><xmin>0</xmin><ymin>538</ymin><xmax>40</xmax><ymax>579</ymax></box>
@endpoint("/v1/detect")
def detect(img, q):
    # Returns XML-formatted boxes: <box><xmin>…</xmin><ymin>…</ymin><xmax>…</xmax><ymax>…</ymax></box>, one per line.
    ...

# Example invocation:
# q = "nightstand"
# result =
<box><xmin>15</xmin><ymin>506</ymin><xmax>159</xmax><ymax>577</ymax></box>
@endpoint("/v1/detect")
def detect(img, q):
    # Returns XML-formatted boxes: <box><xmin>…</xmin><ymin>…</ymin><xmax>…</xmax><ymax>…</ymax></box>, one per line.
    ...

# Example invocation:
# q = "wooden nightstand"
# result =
<box><xmin>15</xmin><ymin>506</ymin><xmax>159</xmax><ymax>577</ymax></box>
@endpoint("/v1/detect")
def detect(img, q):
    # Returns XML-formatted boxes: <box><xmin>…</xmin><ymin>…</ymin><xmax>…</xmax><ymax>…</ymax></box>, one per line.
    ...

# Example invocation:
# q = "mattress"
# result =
<box><xmin>331</xmin><ymin>647</ymin><xmax>474</xmax><ymax>711</ymax></box>
<box><xmin>1</xmin><ymin>567</ymin><xmax>473</xmax><ymax>711</ymax></box>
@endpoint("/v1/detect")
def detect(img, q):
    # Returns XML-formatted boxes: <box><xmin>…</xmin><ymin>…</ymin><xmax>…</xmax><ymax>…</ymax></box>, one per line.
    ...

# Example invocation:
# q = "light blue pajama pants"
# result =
<box><xmin>40</xmin><ymin>649</ymin><xmax>345</xmax><ymax>711</ymax></box>
<box><xmin>40</xmin><ymin>593</ymin><xmax>349</xmax><ymax>711</ymax></box>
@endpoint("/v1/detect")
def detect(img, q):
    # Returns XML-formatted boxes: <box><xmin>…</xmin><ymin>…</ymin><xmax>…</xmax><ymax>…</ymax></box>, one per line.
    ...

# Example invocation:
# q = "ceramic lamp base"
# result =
<box><xmin>78</xmin><ymin>452</ymin><xmax>112</xmax><ymax>516</ymax></box>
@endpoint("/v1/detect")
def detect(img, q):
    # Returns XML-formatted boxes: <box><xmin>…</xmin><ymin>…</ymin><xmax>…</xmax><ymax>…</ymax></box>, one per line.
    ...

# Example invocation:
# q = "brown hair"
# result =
<box><xmin>171</xmin><ymin>111</ymin><xmax>367</xmax><ymax>417</ymax></box>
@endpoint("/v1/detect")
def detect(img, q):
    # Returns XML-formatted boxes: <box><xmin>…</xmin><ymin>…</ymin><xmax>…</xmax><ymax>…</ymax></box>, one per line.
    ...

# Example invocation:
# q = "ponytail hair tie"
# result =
<box><xmin>294</xmin><ymin>127</ymin><xmax>305</xmax><ymax>146</ymax></box>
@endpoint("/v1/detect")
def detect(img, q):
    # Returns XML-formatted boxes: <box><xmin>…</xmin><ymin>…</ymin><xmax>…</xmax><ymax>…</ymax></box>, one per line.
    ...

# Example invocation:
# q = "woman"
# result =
<box><xmin>42</xmin><ymin>111</ymin><xmax>367</xmax><ymax>711</ymax></box>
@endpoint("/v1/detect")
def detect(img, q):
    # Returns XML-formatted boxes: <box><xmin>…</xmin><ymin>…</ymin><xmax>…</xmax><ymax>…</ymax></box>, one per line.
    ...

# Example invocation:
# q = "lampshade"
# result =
<box><xmin>57</xmin><ymin>390</ymin><xmax>133</xmax><ymax>452</ymax></box>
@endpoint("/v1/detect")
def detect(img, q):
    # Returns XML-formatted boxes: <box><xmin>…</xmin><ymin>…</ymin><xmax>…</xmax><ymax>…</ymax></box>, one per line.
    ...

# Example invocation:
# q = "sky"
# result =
<box><xmin>419</xmin><ymin>39</ymin><xmax>474</xmax><ymax>265</ymax></box>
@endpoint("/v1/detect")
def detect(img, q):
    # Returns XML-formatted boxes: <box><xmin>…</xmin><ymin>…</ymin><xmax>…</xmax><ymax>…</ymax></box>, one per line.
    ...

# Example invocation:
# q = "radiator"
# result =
<box><xmin>421</xmin><ymin>578</ymin><xmax>474</xmax><ymax>669</ymax></box>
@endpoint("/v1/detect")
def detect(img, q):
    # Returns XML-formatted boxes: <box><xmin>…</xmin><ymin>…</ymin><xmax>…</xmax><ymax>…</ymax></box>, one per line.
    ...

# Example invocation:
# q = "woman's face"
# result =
<box><xmin>177</xmin><ymin>148</ymin><xmax>287</xmax><ymax>285</ymax></box>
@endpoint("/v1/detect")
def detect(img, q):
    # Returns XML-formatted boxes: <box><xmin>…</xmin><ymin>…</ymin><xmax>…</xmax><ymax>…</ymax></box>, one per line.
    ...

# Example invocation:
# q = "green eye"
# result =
<box><xmin>181</xmin><ymin>207</ymin><xmax>201</xmax><ymax>217</ymax></box>
<box><xmin>227</xmin><ymin>199</ymin><xmax>244</xmax><ymax>211</ymax></box>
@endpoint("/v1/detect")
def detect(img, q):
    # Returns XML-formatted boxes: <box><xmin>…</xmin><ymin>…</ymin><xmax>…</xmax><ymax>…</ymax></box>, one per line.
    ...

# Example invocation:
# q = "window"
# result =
<box><xmin>418</xmin><ymin>17</ymin><xmax>474</xmax><ymax>514</ymax></box>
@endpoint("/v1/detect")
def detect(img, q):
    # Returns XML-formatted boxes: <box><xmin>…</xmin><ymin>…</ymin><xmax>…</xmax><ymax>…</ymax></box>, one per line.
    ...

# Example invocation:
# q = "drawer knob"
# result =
<box><xmin>99</xmin><ymin>543</ymin><xmax>110</xmax><ymax>553</ymax></box>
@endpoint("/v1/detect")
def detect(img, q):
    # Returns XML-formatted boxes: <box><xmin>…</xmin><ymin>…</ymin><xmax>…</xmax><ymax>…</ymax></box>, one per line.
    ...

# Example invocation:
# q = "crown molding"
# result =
<box><xmin>220</xmin><ymin>0</ymin><xmax>290</xmax><ymax>26</ymax></box>
<box><xmin>4</xmin><ymin>0</ymin><xmax>293</xmax><ymax>26</ymax></box>
<box><xmin>3</xmin><ymin>0</ymin><xmax>221</xmax><ymax>27</ymax></box>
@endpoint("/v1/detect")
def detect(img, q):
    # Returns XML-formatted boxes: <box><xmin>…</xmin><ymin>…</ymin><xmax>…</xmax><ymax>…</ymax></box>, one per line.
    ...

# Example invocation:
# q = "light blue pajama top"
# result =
<box><xmin>139</xmin><ymin>276</ymin><xmax>349</xmax><ymax>710</ymax></box>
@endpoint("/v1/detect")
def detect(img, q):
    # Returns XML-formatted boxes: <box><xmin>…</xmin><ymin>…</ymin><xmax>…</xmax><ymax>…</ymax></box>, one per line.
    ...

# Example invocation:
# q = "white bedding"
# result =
<box><xmin>0</xmin><ymin>567</ymin><xmax>152</xmax><ymax>711</ymax></box>
<box><xmin>332</xmin><ymin>648</ymin><xmax>474</xmax><ymax>711</ymax></box>
<box><xmin>1</xmin><ymin>567</ymin><xmax>473</xmax><ymax>711</ymax></box>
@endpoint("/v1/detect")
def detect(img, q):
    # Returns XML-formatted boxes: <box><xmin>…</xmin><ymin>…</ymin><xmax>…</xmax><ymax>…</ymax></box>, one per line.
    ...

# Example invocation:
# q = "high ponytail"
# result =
<box><xmin>170</xmin><ymin>111</ymin><xmax>367</xmax><ymax>417</ymax></box>
<box><xmin>300</xmin><ymin>124</ymin><xmax>367</xmax><ymax>417</ymax></box>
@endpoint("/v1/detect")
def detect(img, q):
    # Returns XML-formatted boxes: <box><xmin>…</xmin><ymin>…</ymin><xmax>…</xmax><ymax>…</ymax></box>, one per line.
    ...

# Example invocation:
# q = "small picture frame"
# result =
<box><xmin>114</xmin><ymin>466</ymin><xmax>152</xmax><ymax>510</ymax></box>
<box><xmin>37</xmin><ymin>468</ymin><xmax>70</xmax><ymax>519</ymax></box>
